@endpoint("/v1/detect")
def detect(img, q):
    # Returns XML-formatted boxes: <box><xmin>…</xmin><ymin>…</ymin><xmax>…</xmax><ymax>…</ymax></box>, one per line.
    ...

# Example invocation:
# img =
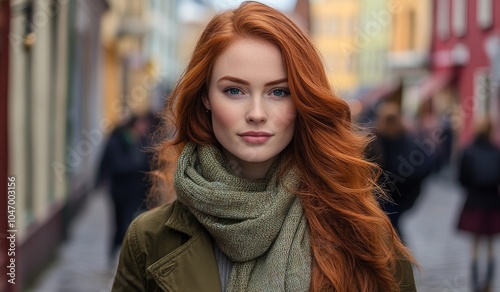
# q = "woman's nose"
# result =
<box><xmin>246</xmin><ymin>98</ymin><xmax>267</xmax><ymax>124</ymax></box>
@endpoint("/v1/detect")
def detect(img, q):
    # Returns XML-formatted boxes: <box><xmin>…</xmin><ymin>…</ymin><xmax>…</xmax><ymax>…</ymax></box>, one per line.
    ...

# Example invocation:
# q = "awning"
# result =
<box><xmin>418</xmin><ymin>70</ymin><xmax>455</xmax><ymax>102</ymax></box>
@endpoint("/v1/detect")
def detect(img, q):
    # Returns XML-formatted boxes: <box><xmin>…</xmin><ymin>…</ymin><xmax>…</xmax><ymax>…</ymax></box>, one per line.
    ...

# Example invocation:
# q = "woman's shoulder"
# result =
<box><xmin>130</xmin><ymin>201</ymin><xmax>202</xmax><ymax>244</ymax></box>
<box><xmin>126</xmin><ymin>203</ymin><xmax>177</xmax><ymax>247</ymax></box>
<box><xmin>134</xmin><ymin>202</ymin><xmax>176</xmax><ymax>226</ymax></box>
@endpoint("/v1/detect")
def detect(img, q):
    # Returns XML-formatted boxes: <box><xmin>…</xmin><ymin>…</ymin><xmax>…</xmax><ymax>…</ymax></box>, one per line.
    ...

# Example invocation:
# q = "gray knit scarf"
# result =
<box><xmin>174</xmin><ymin>143</ymin><xmax>311</xmax><ymax>292</ymax></box>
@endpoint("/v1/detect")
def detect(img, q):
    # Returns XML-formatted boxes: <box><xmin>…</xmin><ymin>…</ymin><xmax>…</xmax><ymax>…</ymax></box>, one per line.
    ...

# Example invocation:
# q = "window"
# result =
<box><xmin>474</xmin><ymin>69</ymin><xmax>491</xmax><ymax>119</ymax></box>
<box><xmin>24</xmin><ymin>1</ymin><xmax>35</xmax><ymax>224</ymax></box>
<box><xmin>409</xmin><ymin>9</ymin><xmax>416</xmax><ymax>50</ymax></box>
<box><xmin>48</xmin><ymin>0</ymin><xmax>60</xmax><ymax>202</ymax></box>
<box><xmin>477</xmin><ymin>0</ymin><xmax>493</xmax><ymax>29</ymax></box>
<box><xmin>437</xmin><ymin>0</ymin><xmax>450</xmax><ymax>40</ymax></box>
<box><xmin>452</xmin><ymin>0</ymin><xmax>467</xmax><ymax>37</ymax></box>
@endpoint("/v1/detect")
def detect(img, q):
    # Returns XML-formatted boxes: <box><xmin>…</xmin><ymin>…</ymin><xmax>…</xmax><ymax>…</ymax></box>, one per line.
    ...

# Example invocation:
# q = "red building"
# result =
<box><xmin>427</xmin><ymin>0</ymin><xmax>500</xmax><ymax>146</ymax></box>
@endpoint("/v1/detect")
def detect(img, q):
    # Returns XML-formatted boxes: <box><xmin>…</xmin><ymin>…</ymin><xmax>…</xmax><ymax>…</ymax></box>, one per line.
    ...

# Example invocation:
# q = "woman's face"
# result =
<box><xmin>204</xmin><ymin>38</ymin><xmax>297</xmax><ymax>179</ymax></box>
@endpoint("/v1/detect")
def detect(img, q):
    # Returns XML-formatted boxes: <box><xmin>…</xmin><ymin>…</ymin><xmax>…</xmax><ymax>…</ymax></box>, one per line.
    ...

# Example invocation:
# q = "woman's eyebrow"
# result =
<box><xmin>218</xmin><ymin>75</ymin><xmax>249</xmax><ymax>85</ymax></box>
<box><xmin>218</xmin><ymin>75</ymin><xmax>288</xmax><ymax>87</ymax></box>
<box><xmin>264</xmin><ymin>78</ymin><xmax>288</xmax><ymax>86</ymax></box>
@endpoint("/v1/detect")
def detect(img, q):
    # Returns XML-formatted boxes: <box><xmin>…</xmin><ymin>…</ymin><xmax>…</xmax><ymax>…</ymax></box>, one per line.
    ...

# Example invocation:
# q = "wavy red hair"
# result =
<box><xmin>150</xmin><ymin>1</ymin><xmax>416</xmax><ymax>291</ymax></box>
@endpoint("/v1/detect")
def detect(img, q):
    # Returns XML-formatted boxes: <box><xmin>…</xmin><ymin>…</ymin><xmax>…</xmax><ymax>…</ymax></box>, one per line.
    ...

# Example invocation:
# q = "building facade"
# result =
<box><xmin>310</xmin><ymin>0</ymin><xmax>433</xmax><ymax>111</ymax></box>
<box><xmin>311</xmin><ymin>0</ymin><xmax>361</xmax><ymax>98</ymax></box>
<box><xmin>357</xmin><ymin>0</ymin><xmax>392</xmax><ymax>89</ymax></box>
<box><xmin>386</xmin><ymin>0</ymin><xmax>433</xmax><ymax>120</ymax></box>
<box><xmin>101</xmin><ymin>0</ymin><xmax>180</xmax><ymax>125</ymax></box>
<box><xmin>7</xmin><ymin>0</ymin><xmax>108</xmax><ymax>288</ymax></box>
<box><xmin>429</xmin><ymin>0</ymin><xmax>500</xmax><ymax>145</ymax></box>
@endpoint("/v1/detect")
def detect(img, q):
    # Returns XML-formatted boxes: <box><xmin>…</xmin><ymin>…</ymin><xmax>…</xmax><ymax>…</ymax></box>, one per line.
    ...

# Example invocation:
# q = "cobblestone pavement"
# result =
<box><xmin>28</xmin><ymin>173</ymin><xmax>500</xmax><ymax>292</ymax></box>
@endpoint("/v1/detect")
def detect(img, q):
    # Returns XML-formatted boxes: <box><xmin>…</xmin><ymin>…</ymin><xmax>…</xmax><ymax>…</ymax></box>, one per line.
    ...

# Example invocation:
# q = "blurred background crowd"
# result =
<box><xmin>1</xmin><ymin>0</ymin><xmax>499</xmax><ymax>291</ymax></box>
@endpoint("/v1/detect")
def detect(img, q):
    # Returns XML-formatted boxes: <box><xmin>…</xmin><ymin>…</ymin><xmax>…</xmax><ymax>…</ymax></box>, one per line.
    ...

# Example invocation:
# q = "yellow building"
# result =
<box><xmin>388</xmin><ymin>0</ymin><xmax>432</xmax><ymax>69</ymax></box>
<box><xmin>101</xmin><ymin>0</ymin><xmax>145</xmax><ymax>126</ymax></box>
<box><xmin>101</xmin><ymin>0</ymin><xmax>180</xmax><ymax>126</ymax></box>
<box><xmin>311</xmin><ymin>0</ymin><xmax>361</xmax><ymax>98</ymax></box>
<box><xmin>357</xmin><ymin>0</ymin><xmax>392</xmax><ymax>89</ymax></box>
<box><xmin>386</xmin><ymin>0</ymin><xmax>433</xmax><ymax>116</ymax></box>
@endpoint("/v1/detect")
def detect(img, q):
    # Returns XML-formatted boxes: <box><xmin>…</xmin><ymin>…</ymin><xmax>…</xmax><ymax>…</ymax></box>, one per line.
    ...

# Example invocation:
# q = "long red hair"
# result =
<box><xmin>150</xmin><ymin>1</ymin><xmax>415</xmax><ymax>290</ymax></box>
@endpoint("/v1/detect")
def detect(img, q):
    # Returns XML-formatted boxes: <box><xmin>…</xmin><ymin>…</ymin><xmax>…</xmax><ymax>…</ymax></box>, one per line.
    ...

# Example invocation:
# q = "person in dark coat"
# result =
<box><xmin>457</xmin><ymin>117</ymin><xmax>500</xmax><ymax>292</ymax></box>
<box><xmin>368</xmin><ymin>102</ymin><xmax>434</xmax><ymax>240</ymax></box>
<box><xmin>97</xmin><ymin>114</ymin><xmax>153</xmax><ymax>262</ymax></box>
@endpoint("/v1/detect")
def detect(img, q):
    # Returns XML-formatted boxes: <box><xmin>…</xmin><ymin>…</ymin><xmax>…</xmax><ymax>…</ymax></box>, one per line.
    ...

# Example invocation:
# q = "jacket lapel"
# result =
<box><xmin>147</xmin><ymin>202</ymin><xmax>222</xmax><ymax>292</ymax></box>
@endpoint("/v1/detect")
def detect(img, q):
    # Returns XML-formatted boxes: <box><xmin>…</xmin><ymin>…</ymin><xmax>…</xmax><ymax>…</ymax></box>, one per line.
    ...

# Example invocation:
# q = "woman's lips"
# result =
<box><xmin>238</xmin><ymin>131</ymin><xmax>272</xmax><ymax>144</ymax></box>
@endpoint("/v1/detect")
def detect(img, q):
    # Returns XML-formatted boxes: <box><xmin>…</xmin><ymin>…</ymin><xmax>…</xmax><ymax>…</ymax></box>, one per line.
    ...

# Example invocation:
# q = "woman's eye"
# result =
<box><xmin>271</xmin><ymin>89</ymin><xmax>290</xmax><ymax>97</ymax></box>
<box><xmin>225</xmin><ymin>88</ymin><xmax>242</xmax><ymax>95</ymax></box>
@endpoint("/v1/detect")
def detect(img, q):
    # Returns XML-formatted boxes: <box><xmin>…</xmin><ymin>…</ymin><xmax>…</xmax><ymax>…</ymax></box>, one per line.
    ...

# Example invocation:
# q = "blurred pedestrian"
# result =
<box><xmin>96</xmin><ymin>113</ymin><xmax>152</xmax><ymax>265</ymax></box>
<box><xmin>368</xmin><ymin>102</ymin><xmax>434</xmax><ymax>240</ymax></box>
<box><xmin>457</xmin><ymin>117</ymin><xmax>500</xmax><ymax>292</ymax></box>
<box><xmin>112</xmin><ymin>3</ymin><xmax>416</xmax><ymax>291</ymax></box>
<box><xmin>437</xmin><ymin>113</ymin><xmax>454</xmax><ymax>172</ymax></box>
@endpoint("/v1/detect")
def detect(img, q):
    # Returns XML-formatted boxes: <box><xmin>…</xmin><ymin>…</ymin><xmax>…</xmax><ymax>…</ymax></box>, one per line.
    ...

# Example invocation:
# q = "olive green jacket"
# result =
<box><xmin>112</xmin><ymin>201</ymin><xmax>221</xmax><ymax>291</ymax></box>
<box><xmin>112</xmin><ymin>201</ymin><xmax>417</xmax><ymax>292</ymax></box>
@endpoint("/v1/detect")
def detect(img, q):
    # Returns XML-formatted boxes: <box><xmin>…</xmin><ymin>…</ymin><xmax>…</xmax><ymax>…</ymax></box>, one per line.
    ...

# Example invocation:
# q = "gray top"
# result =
<box><xmin>214</xmin><ymin>244</ymin><xmax>233</xmax><ymax>291</ymax></box>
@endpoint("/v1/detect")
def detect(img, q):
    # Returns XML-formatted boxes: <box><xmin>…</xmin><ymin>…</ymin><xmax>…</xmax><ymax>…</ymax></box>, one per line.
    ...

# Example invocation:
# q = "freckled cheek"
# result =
<box><xmin>270</xmin><ymin>106</ymin><xmax>297</xmax><ymax>130</ymax></box>
<box><xmin>210</xmin><ymin>106</ymin><xmax>240</xmax><ymax>133</ymax></box>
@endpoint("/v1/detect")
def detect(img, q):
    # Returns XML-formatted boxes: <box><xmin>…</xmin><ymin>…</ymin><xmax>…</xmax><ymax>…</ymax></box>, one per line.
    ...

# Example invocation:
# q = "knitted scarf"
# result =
<box><xmin>174</xmin><ymin>143</ymin><xmax>311</xmax><ymax>292</ymax></box>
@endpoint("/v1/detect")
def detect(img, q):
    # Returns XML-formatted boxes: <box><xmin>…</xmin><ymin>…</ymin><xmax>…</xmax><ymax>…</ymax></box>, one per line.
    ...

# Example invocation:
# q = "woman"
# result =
<box><xmin>112</xmin><ymin>2</ymin><xmax>417</xmax><ymax>291</ymax></box>
<box><xmin>457</xmin><ymin>118</ymin><xmax>500</xmax><ymax>292</ymax></box>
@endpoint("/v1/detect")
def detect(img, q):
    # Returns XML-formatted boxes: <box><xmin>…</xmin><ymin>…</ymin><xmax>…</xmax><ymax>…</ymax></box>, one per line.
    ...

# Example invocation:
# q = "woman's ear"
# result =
<box><xmin>202</xmin><ymin>95</ymin><xmax>211</xmax><ymax>111</ymax></box>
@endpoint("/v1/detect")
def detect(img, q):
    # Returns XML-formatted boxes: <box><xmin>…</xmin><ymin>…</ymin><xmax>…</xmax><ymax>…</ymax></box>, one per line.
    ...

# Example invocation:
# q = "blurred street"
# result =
<box><xmin>404</xmin><ymin>171</ymin><xmax>500</xmax><ymax>291</ymax></box>
<box><xmin>26</xmin><ymin>170</ymin><xmax>500</xmax><ymax>292</ymax></box>
<box><xmin>27</xmin><ymin>190</ymin><xmax>116</xmax><ymax>292</ymax></box>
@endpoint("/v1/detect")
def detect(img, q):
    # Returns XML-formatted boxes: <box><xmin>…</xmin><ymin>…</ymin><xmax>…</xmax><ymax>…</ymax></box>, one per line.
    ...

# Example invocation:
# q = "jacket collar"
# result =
<box><xmin>164</xmin><ymin>200</ymin><xmax>200</xmax><ymax>236</ymax></box>
<box><xmin>148</xmin><ymin>201</ymin><xmax>222</xmax><ymax>291</ymax></box>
